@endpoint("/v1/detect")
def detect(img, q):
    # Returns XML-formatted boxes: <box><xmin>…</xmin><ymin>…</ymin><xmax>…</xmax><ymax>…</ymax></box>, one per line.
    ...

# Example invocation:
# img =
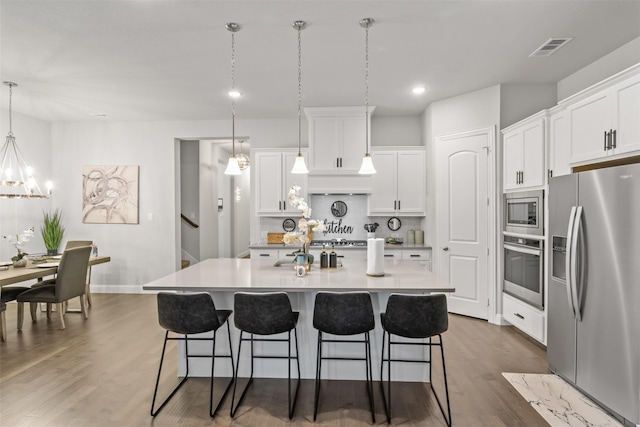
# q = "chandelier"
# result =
<box><xmin>1</xmin><ymin>82</ymin><xmax>52</xmax><ymax>198</ymax></box>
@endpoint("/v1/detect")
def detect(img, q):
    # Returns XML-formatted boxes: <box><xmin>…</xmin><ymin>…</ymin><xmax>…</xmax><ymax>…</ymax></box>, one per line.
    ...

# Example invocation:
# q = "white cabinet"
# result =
<box><xmin>255</xmin><ymin>150</ymin><xmax>307</xmax><ymax>216</ymax></box>
<box><xmin>503</xmin><ymin>293</ymin><xmax>545</xmax><ymax>343</ymax></box>
<box><xmin>250</xmin><ymin>249</ymin><xmax>297</xmax><ymax>261</ymax></box>
<box><xmin>305</xmin><ymin>106</ymin><xmax>375</xmax><ymax>174</ymax></box>
<box><xmin>548</xmin><ymin>107</ymin><xmax>571</xmax><ymax>178</ymax></box>
<box><xmin>401</xmin><ymin>248</ymin><xmax>431</xmax><ymax>271</ymax></box>
<box><xmin>502</xmin><ymin>113</ymin><xmax>546</xmax><ymax>191</ymax></box>
<box><xmin>369</xmin><ymin>150</ymin><xmax>426</xmax><ymax>215</ymax></box>
<box><xmin>568</xmin><ymin>69</ymin><xmax>640</xmax><ymax>165</ymax></box>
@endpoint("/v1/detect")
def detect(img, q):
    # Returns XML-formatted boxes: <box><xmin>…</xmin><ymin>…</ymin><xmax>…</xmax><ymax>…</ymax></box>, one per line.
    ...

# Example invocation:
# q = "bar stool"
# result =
<box><xmin>380</xmin><ymin>293</ymin><xmax>451</xmax><ymax>426</ymax></box>
<box><xmin>1</xmin><ymin>287</ymin><xmax>29</xmax><ymax>341</ymax></box>
<box><xmin>230</xmin><ymin>292</ymin><xmax>300</xmax><ymax>419</ymax></box>
<box><xmin>313</xmin><ymin>291</ymin><xmax>376</xmax><ymax>423</ymax></box>
<box><xmin>150</xmin><ymin>292</ymin><xmax>234</xmax><ymax>418</ymax></box>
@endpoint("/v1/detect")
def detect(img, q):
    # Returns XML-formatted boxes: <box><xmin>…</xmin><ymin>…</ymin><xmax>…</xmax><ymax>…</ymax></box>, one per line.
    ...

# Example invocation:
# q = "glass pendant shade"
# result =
<box><xmin>235</xmin><ymin>152</ymin><xmax>250</xmax><ymax>170</ymax></box>
<box><xmin>358</xmin><ymin>154</ymin><xmax>376</xmax><ymax>175</ymax></box>
<box><xmin>224</xmin><ymin>157</ymin><xmax>242</xmax><ymax>175</ymax></box>
<box><xmin>291</xmin><ymin>154</ymin><xmax>309</xmax><ymax>174</ymax></box>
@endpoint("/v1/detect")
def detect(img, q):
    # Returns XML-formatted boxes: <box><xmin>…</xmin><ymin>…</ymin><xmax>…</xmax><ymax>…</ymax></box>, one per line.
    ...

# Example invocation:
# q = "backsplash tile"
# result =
<box><xmin>258</xmin><ymin>194</ymin><xmax>426</xmax><ymax>243</ymax></box>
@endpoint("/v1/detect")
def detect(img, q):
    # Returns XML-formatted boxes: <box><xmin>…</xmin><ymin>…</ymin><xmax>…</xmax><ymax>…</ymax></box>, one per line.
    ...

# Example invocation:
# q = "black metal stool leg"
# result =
<box><xmin>430</xmin><ymin>335</ymin><xmax>452</xmax><ymax>427</ymax></box>
<box><xmin>313</xmin><ymin>330</ymin><xmax>323</xmax><ymax>421</ymax></box>
<box><xmin>365</xmin><ymin>331</ymin><xmax>376</xmax><ymax>423</ymax></box>
<box><xmin>209</xmin><ymin>321</ymin><xmax>235</xmax><ymax>417</ymax></box>
<box><xmin>230</xmin><ymin>332</ymin><xmax>256</xmax><ymax>418</ymax></box>
<box><xmin>150</xmin><ymin>332</ymin><xmax>192</xmax><ymax>417</ymax></box>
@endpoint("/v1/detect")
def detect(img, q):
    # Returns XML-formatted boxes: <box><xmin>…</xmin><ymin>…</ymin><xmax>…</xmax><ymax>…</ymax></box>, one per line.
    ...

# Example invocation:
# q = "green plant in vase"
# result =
<box><xmin>41</xmin><ymin>209</ymin><xmax>65</xmax><ymax>256</ymax></box>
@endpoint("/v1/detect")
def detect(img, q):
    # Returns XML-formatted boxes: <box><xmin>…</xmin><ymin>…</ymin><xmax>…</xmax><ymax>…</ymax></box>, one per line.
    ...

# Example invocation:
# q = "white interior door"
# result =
<box><xmin>436</xmin><ymin>128</ymin><xmax>491</xmax><ymax>319</ymax></box>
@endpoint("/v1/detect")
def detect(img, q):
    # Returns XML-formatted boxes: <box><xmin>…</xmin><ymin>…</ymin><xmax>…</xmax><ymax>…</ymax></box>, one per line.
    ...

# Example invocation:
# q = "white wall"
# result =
<box><xmin>50</xmin><ymin>118</ymin><xmax>298</xmax><ymax>291</ymax></box>
<box><xmin>557</xmin><ymin>36</ymin><xmax>640</xmax><ymax>101</ymax></box>
<box><xmin>500</xmin><ymin>84</ymin><xmax>557</xmax><ymax>129</ymax></box>
<box><xmin>371</xmin><ymin>116</ymin><xmax>423</xmax><ymax>147</ymax></box>
<box><xmin>0</xmin><ymin>110</ymin><xmax>53</xmax><ymax>262</ymax></box>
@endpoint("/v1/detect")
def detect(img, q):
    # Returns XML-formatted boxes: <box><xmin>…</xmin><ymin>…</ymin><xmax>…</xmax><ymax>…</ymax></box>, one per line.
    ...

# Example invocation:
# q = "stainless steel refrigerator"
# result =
<box><xmin>548</xmin><ymin>163</ymin><xmax>640</xmax><ymax>426</ymax></box>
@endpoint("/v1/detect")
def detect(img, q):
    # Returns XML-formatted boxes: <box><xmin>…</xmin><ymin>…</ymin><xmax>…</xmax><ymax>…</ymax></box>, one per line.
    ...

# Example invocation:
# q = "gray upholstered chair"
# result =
<box><xmin>64</xmin><ymin>240</ymin><xmax>94</xmax><ymax>306</ymax></box>
<box><xmin>312</xmin><ymin>291</ymin><xmax>376</xmax><ymax>423</ymax></box>
<box><xmin>0</xmin><ymin>287</ymin><xmax>29</xmax><ymax>341</ymax></box>
<box><xmin>151</xmin><ymin>292</ymin><xmax>234</xmax><ymax>418</ymax></box>
<box><xmin>16</xmin><ymin>246</ymin><xmax>91</xmax><ymax>330</ymax></box>
<box><xmin>231</xmin><ymin>292</ymin><xmax>300</xmax><ymax>420</ymax></box>
<box><xmin>380</xmin><ymin>293</ymin><xmax>451</xmax><ymax>426</ymax></box>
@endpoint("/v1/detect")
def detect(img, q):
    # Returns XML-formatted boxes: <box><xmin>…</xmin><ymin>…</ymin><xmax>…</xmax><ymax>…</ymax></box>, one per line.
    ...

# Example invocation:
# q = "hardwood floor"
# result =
<box><xmin>0</xmin><ymin>294</ymin><xmax>549</xmax><ymax>426</ymax></box>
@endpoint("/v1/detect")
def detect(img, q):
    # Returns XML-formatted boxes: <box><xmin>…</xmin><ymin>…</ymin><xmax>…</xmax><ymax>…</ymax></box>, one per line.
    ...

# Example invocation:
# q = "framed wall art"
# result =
<box><xmin>82</xmin><ymin>165</ymin><xmax>139</xmax><ymax>224</ymax></box>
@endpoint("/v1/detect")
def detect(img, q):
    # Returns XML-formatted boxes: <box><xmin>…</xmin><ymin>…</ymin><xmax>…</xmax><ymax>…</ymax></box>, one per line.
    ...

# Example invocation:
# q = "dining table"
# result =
<box><xmin>143</xmin><ymin>257</ymin><xmax>455</xmax><ymax>381</ymax></box>
<box><xmin>0</xmin><ymin>255</ymin><xmax>111</xmax><ymax>287</ymax></box>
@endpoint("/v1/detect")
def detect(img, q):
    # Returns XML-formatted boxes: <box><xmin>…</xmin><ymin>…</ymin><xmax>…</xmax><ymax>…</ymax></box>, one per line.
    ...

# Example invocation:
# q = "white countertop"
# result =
<box><xmin>143</xmin><ymin>258</ymin><xmax>452</xmax><ymax>293</ymax></box>
<box><xmin>249</xmin><ymin>243</ymin><xmax>432</xmax><ymax>250</ymax></box>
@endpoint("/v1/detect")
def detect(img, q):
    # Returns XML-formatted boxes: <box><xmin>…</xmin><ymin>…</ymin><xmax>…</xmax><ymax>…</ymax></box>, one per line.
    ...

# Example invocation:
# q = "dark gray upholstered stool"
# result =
<box><xmin>380</xmin><ymin>293</ymin><xmax>451</xmax><ymax>425</ymax></box>
<box><xmin>230</xmin><ymin>292</ymin><xmax>300</xmax><ymax>420</ymax></box>
<box><xmin>0</xmin><ymin>287</ymin><xmax>29</xmax><ymax>342</ymax></box>
<box><xmin>151</xmin><ymin>292</ymin><xmax>234</xmax><ymax>418</ymax></box>
<box><xmin>313</xmin><ymin>291</ymin><xmax>376</xmax><ymax>423</ymax></box>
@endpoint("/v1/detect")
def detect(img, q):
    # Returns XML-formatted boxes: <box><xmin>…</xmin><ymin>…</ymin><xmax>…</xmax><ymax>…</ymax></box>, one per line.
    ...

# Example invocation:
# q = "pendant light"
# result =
<box><xmin>236</xmin><ymin>140</ymin><xmax>250</xmax><ymax>170</ymax></box>
<box><xmin>358</xmin><ymin>18</ymin><xmax>376</xmax><ymax>175</ymax></box>
<box><xmin>1</xmin><ymin>82</ymin><xmax>52</xmax><ymax>198</ymax></box>
<box><xmin>291</xmin><ymin>20</ymin><xmax>309</xmax><ymax>174</ymax></box>
<box><xmin>224</xmin><ymin>22</ymin><xmax>243</xmax><ymax>176</ymax></box>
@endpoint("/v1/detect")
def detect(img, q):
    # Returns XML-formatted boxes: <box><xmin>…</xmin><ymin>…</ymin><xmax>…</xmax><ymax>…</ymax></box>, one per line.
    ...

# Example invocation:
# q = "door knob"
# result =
<box><xmin>442</xmin><ymin>247</ymin><xmax>449</xmax><ymax>251</ymax></box>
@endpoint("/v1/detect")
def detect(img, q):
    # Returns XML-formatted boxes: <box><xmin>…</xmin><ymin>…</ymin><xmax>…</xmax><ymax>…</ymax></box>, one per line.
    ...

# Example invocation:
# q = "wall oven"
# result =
<box><xmin>503</xmin><ymin>235</ymin><xmax>544</xmax><ymax>309</ymax></box>
<box><xmin>504</xmin><ymin>190</ymin><xmax>544</xmax><ymax>236</ymax></box>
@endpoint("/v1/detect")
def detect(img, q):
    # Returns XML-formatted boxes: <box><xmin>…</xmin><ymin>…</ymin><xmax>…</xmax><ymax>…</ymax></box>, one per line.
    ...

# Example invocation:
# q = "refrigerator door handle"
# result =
<box><xmin>566</xmin><ymin>206</ymin><xmax>578</xmax><ymax>318</ymax></box>
<box><xmin>570</xmin><ymin>206</ymin><xmax>583</xmax><ymax>321</ymax></box>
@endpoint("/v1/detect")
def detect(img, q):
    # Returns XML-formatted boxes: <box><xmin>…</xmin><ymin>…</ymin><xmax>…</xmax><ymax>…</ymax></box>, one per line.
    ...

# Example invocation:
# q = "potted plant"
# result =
<box><xmin>41</xmin><ymin>209</ymin><xmax>65</xmax><ymax>256</ymax></box>
<box><xmin>2</xmin><ymin>227</ymin><xmax>34</xmax><ymax>267</ymax></box>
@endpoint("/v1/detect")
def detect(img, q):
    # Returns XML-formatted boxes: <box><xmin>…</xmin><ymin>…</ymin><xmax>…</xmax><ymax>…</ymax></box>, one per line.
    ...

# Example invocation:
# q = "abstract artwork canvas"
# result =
<box><xmin>82</xmin><ymin>165</ymin><xmax>139</xmax><ymax>224</ymax></box>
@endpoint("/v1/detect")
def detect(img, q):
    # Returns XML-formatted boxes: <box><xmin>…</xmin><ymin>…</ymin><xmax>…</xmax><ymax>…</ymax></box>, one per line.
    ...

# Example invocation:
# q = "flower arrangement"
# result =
<box><xmin>283</xmin><ymin>185</ymin><xmax>326</xmax><ymax>250</ymax></box>
<box><xmin>3</xmin><ymin>227</ymin><xmax>35</xmax><ymax>262</ymax></box>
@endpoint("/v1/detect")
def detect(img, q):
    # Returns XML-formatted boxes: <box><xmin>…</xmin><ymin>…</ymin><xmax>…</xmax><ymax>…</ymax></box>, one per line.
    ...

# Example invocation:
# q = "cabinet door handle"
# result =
<box><xmin>520</xmin><ymin>171</ymin><xmax>524</xmax><ymax>184</ymax></box>
<box><xmin>607</xmin><ymin>129</ymin><xmax>613</xmax><ymax>150</ymax></box>
<box><xmin>604</xmin><ymin>131</ymin><xmax>608</xmax><ymax>151</ymax></box>
<box><xmin>336</xmin><ymin>158</ymin><xmax>339</xmax><ymax>168</ymax></box>
<box><xmin>384</xmin><ymin>254</ymin><xmax>394</xmax><ymax>257</ymax></box>
<box><xmin>410</xmin><ymin>254</ymin><xmax>420</xmax><ymax>258</ymax></box>
<box><xmin>398</xmin><ymin>200</ymin><xmax>401</xmax><ymax>210</ymax></box>
<box><xmin>340</xmin><ymin>157</ymin><xmax>343</xmax><ymax>168</ymax></box>
<box><xmin>612</xmin><ymin>130</ymin><xmax>617</xmax><ymax>148</ymax></box>
<box><xmin>514</xmin><ymin>313</ymin><xmax>525</xmax><ymax>320</ymax></box>
<box><xmin>260</xmin><ymin>253</ymin><xmax>271</xmax><ymax>257</ymax></box>
<box><xmin>394</xmin><ymin>200</ymin><xmax>397</xmax><ymax>210</ymax></box>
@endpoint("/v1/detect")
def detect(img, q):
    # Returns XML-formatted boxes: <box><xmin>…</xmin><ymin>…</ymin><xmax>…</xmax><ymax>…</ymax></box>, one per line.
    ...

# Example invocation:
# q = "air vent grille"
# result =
<box><xmin>529</xmin><ymin>37</ymin><xmax>573</xmax><ymax>57</ymax></box>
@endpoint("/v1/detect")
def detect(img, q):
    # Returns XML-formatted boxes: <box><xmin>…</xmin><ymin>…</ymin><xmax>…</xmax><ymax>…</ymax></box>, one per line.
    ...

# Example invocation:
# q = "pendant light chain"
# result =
<box><xmin>8</xmin><ymin>83</ymin><xmax>13</xmax><ymax>135</ymax></box>
<box><xmin>230</xmin><ymin>29</ymin><xmax>236</xmax><ymax>157</ymax></box>
<box><xmin>297</xmin><ymin>24</ymin><xmax>302</xmax><ymax>156</ymax></box>
<box><xmin>364</xmin><ymin>22</ymin><xmax>369</xmax><ymax>155</ymax></box>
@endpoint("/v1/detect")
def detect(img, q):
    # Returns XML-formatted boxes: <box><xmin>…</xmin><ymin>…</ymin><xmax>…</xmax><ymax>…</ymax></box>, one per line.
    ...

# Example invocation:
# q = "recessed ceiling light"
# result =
<box><xmin>412</xmin><ymin>86</ymin><xmax>426</xmax><ymax>95</ymax></box>
<box><xmin>90</xmin><ymin>113</ymin><xmax>108</xmax><ymax>118</ymax></box>
<box><xmin>228</xmin><ymin>89</ymin><xmax>242</xmax><ymax>98</ymax></box>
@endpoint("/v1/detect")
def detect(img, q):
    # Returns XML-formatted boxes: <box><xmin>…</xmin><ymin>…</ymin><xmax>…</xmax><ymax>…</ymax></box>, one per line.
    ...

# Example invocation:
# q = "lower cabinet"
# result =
<box><xmin>503</xmin><ymin>293</ymin><xmax>545</xmax><ymax>343</ymax></box>
<box><xmin>250</xmin><ymin>249</ymin><xmax>297</xmax><ymax>261</ymax></box>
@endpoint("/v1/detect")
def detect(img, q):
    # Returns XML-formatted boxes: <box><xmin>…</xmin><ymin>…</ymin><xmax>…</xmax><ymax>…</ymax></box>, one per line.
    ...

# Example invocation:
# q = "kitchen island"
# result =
<box><xmin>143</xmin><ymin>258</ymin><xmax>454</xmax><ymax>381</ymax></box>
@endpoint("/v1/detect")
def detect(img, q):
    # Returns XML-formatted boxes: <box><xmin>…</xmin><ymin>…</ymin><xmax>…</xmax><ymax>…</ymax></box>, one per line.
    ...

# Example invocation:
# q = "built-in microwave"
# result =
<box><xmin>504</xmin><ymin>190</ymin><xmax>544</xmax><ymax>236</ymax></box>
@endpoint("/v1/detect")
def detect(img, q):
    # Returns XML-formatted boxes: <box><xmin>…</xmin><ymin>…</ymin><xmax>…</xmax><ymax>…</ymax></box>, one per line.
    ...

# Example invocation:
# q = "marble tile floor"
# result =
<box><xmin>503</xmin><ymin>373</ymin><xmax>624</xmax><ymax>427</ymax></box>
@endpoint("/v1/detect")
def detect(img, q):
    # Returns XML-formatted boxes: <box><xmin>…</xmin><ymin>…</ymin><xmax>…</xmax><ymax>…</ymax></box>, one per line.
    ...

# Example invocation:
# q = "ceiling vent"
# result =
<box><xmin>529</xmin><ymin>37</ymin><xmax>573</xmax><ymax>57</ymax></box>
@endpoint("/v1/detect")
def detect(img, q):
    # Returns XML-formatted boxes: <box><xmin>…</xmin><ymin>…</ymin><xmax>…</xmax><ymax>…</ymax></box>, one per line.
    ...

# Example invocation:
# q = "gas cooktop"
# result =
<box><xmin>310</xmin><ymin>239</ymin><xmax>367</xmax><ymax>247</ymax></box>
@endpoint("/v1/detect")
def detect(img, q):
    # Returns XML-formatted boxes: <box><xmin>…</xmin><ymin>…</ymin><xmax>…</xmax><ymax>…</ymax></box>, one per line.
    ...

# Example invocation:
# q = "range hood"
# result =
<box><xmin>307</xmin><ymin>174</ymin><xmax>372</xmax><ymax>194</ymax></box>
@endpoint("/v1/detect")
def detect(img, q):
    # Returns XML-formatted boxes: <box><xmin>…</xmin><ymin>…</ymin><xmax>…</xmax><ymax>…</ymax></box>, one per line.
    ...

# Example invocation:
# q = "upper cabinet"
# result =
<box><xmin>502</xmin><ymin>112</ymin><xmax>546</xmax><ymax>191</ymax></box>
<box><xmin>566</xmin><ymin>67</ymin><xmax>640</xmax><ymax>165</ymax></box>
<box><xmin>548</xmin><ymin>106</ymin><xmax>571</xmax><ymax>178</ymax></box>
<box><xmin>305</xmin><ymin>106</ymin><xmax>375</xmax><ymax>174</ymax></box>
<box><xmin>369</xmin><ymin>149</ymin><xmax>426</xmax><ymax>216</ymax></box>
<box><xmin>254</xmin><ymin>149</ymin><xmax>307</xmax><ymax>216</ymax></box>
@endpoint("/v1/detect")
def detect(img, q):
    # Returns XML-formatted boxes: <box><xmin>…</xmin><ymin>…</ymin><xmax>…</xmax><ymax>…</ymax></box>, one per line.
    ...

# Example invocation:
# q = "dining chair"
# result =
<box><xmin>64</xmin><ymin>240</ymin><xmax>94</xmax><ymax>307</ymax></box>
<box><xmin>16</xmin><ymin>246</ymin><xmax>92</xmax><ymax>330</ymax></box>
<box><xmin>0</xmin><ymin>287</ymin><xmax>30</xmax><ymax>341</ymax></box>
<box><xmin>379</xmin><ymin>293</ymin><xmax>451</xmax><ymax>426</ymax></box>
<box><xmin>230</xmin><ymin>292</ymin><xmax>301</xmax><ymax>420</ymax></box>
<box><xmin>312</xmin><ymin>291</ymin><xmax>376</xmax><ymax>423</ymax></box>
<box><xmin>151</xmin><ymin>292</ymin><xmax>234</xmax><ymax>417</ymax></box>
